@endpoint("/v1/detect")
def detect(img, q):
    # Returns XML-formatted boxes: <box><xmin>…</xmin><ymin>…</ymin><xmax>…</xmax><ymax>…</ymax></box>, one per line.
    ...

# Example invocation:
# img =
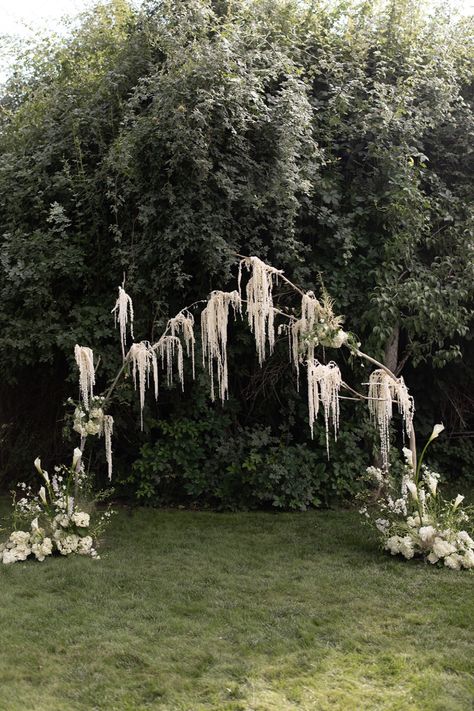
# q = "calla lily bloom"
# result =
<box><xmin>429</xmin><ymin>423</ymin><xmax>445</xmax><ymax>441</ymax></box>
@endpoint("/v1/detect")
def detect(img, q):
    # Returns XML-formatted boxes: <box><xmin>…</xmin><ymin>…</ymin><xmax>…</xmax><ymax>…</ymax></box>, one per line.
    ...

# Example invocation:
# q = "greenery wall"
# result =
<box><xmin>0</xmin><ymin>0</ymin><xmax>472</xmax><ymax>507</ymax></box>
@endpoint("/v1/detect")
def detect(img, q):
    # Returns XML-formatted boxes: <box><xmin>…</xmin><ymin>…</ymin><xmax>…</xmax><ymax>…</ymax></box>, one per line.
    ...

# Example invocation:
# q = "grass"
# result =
<box><xmin>0</xmin><ymin>500</ymin><xmax>473</xmax><ymax>711</ymax></box>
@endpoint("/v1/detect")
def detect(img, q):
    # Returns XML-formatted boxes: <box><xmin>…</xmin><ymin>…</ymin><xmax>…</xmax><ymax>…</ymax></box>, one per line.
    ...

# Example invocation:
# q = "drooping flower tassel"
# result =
<box><xmin>128</xmin><ymin>342</ymin><xmax>158</xmax><ymax>429</ymax></box>
<box><xmin>239</xmin><ymin>256</ymin><xmax>282</xmax><ymax>365</ymax></box>
<box><xmin>307</xmin><ymin>359</ymin><xmax>341</xmax><ymax>455</ymax></box>
<box><xmin>368</xmin><ymin>369</ymin><xmax>415</xmax><ymax>469</ymax></box>
<box><xmin>112</xmin><ymin>286</ymin><xmax>134</xmax><ymax>360</ymax></box>
<box><xmin>74</xmin><ymin>345</ymin><xmax>95</xmax><ymax>411</ymax></box>
<box><xmin>201</xmin><ymin>290</ymin><xmax>241</xmax><ymax>402</ymax></box>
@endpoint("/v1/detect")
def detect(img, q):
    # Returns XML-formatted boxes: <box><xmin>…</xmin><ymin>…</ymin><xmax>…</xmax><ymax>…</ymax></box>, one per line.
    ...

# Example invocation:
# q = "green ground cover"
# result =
<box><xmin>0</xmin><ymin>501</ymin><xmax>472</xmax><ymax>711</ymax></box>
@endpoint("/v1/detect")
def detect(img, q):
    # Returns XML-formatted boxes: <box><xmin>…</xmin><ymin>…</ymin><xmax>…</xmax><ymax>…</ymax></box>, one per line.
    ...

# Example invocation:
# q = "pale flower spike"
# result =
<box><xmin>167</xmin><ymin>311</ymin><xmax>195</xmax><ymax>379</ymax></box>
<box><xmin>367</xmin><ymin>369</ymin><xmax>414</xmax><ymax>470</ymax></box>
<box><xmin>239</xmin><ymin>256</ymin><xmax>282</xmax><ymax>366</ymax></box>
<box><xmin>201</xmin><ymin>290</ymin><xmax>241</xmax><ymax>402</ymax></box>
<box><xmin>290</xmin><ymin>291</ymin><xmax>321</xmax><ymax>389</ymax></box>
<box><xmin>74</xmin><ymin>345</ymin><xmax>95</xmax><ymax>411</ymax></box>
<box><xmin>128</xmin><ymin>342</ymin><xmax>158</xmax><ymax>429</ymax></box>
<box><xmin>307</xmin><ymin>359</ymin><xmax>341</xmax><ymax>455</ymax></box>
<box><xmin>103</xmin><ymin>415</ymin><xmax>113</xmax><ymax>480</ymax></box>
<box><xmin>155</xmin><ymin>335</ymin><xmax>184</xmax><ymax>390</ymax></box>
<box><xmin>112</xmin><ymin>286</ymin><xmax>134</xmax><ymax>359</ymax></box>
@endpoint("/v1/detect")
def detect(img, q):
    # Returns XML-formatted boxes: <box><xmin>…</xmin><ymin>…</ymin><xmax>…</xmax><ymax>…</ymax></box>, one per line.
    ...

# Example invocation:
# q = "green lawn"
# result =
<box><xmin>0</xmin><ymin>501</ymin><xmax>473</xmax><ymax>711</ymax></box>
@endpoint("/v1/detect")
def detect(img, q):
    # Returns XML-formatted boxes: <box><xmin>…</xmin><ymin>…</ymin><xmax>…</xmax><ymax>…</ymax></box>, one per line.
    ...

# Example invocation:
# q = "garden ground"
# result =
<box><xmin>0</xmin><ymin>501</ymin><xmax>473</xmax><ymax>711</ymax></box>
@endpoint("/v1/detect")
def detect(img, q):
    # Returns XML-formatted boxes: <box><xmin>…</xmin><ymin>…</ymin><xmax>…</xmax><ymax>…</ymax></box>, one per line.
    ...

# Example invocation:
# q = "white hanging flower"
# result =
<box><xmin>453</xmin><ymin>494</ymin><xmax>465</xmax><ymax>510</ymax></box>
<box><xmin>34</xmin><ymin>457</ymin><xmax>42</xmax><ymax>475</ymax></box>
<box><xmin>103</xmin><ymin>415</ymin><xmax>114</xmax><ymax>481</ymax></box>
<box><xmin>38</xmin><ymin>487</ymin><xmax>47</xmax><ymax>505</ymax></box>
<box><xmin>239</xmin><ymin>256</ymin><xmax>282</xmax><ymax>366</ymax></box>
<box><xmin>201</xmin><ymin>290</ymin><xmax>241</xmax><ymax>402</ymax></box>
<box><xmin>307</xmin><ymin>360</ymin><xmax>341</xmax><ymax>455</ymax></box>
<box><xmin>167</xmin><ymin>310</ymin><xmax>196</xmax><ymax>379</ymax></box>
<box><xmin>367</xmin><ymin>370</ymin><xmax>414</xmax><ymax>470</ymax></box>
<box><xmin>112</xmin><ymin>285</ymin><xmax>134</xmax><ymax>359</ymax></box>
<box><xmin>74</xmin><ymin>345</ymin><xmax>95</xmax><ymax>410</ymax></box>
<box><xmin>128</xmin><ymin>342</ymin><xmax>158</xmax><ymax>429</ymax></box>
<box><xmin>154</xmin><ymin>335</ymin><xmax>184</xmax><ymax>390</ymax></box>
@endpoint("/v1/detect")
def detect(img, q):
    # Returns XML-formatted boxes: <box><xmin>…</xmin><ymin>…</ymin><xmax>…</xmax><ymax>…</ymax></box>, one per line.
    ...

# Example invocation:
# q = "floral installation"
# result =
<box><xmin>0</xmin><ymin>449</ymin><xmax>113</xmax><ymax>565</ymax></box>
<box><xmin>359</xmin><ymin>424</ymin><xmax>474</xmax><ymax>570</ymax></box>
<box><xmin>1</xmin><ymin>254</ymin><xmax>470</xmax><ymax>571</ymax></box>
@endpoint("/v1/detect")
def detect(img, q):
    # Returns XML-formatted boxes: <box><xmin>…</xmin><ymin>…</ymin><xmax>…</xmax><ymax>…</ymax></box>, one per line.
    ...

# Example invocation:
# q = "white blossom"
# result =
<box><xmin>74</xmin><ymin>345</ymin><xmax>95</xmax><ymax>410</ymax></box>
<box><xmin>201</xmin><ymin>290</ymin><xmax>241</xmax><ymax>402</ymax></box>
<box><xmin>112</xmin><ymin>285</ymin><xmax>134</xmax><ymax>359</ymax></box>
<box><xmin>71</xmin><ymin>512</ymin><xmax>90</xmax><ymax>528</ymax></box>
<box><xmin>429</xmin><ymin>423</ymin><xmax>445</xmax><ymax>441</ymax></box>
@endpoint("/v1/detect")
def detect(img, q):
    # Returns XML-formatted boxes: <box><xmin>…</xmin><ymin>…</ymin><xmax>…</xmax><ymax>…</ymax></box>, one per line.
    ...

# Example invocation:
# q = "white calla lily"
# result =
<box><xmin>429</xmin><ymin>423</ymin><xmax>445</xmax><ymax>441</ymax></box>
<box><xmin>72</xmin><ymin>448</ymin><xmax>83</xmax><ymax>470</ymax></box>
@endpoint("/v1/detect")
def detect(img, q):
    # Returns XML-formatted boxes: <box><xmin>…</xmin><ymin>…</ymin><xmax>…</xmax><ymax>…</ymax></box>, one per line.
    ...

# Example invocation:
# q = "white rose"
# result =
<box><xmin>385</xmin><ymin>536</ymin><xmax>403</xmax><ymax>555</ymax></box>
<box><xmin>399</xmin><ymin>536</ymin><xmax>415</xmax><ymax>560</ymax></box>
<box><xmin>444</xmin><ymin>553</ymin><xmax>463</xmax><ymax>570</ymax></box>
<box><xmin>462</xmin><ymin>550</ymin><xmax>474</xmax><ymax>569</ymax></box>
<box><xmin>457</xmin><ymin>531</ymin><xmax>474</xmax><ymax>549</ymax></box>
<box><xmin>85</xmin><ymin>421</ymin><xmax>101</xmax><ymax>436</ymax></box>
<box><xmin>432</xmin><ymin>537</ymin><xmax>456</xmax><ymax>559</ymax></box>
<box><xmin>418</xmin><ymin>526</ymin><xmax>437</xmax><ymax>545</ymax></box>
<box><xmin>10</xmin><ymin>531</ymin><xmax>30</xmax><ymax>546</ymax></box>
<box><xmin>54</xmin><ymin>514</ymin><xmax>70</xmax><ymax>528</ymax></box>
<box><xmin>2</xmin><ymin>549</ymin><xmax>18</xmax><ymax>564</ymax></box>
<box><xmin>77</xmin><ymin>536</ymin><xmax>93</xmax><ymax>555</ymax></box>
<box><xmin>71</xmin><ymin>512</ymin><xmax>90</xmax><ymax>528</ymax></box>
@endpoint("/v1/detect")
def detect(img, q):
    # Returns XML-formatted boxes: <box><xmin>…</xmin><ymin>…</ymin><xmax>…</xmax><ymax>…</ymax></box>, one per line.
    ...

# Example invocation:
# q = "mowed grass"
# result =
<box><xmin>0</xmin><ymin>501</ymin><xmax>473</xmax><ymax>711</ymax></box>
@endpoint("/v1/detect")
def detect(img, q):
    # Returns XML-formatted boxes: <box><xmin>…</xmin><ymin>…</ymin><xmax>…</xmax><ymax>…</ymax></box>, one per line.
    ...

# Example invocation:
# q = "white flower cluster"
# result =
<box><xmin>73</xmin><ymin>397</ymin><xmax>106</xmax><ymax>437</ymax></box>
<box><xmin>361</xmin><ymin>460</ymin><xmax>474</xmax><ymax>571</ymax></box>
<box><xmin>0</xmin><ymin>453</ymin><xmax>113</xmax><ymax>564</ymax></box>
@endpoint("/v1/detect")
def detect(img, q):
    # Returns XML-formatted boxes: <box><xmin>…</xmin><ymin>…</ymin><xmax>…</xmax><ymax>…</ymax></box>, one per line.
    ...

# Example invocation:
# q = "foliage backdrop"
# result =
<box><xmin>0</xmin><ymin>0</ymin><xmax>472</xmax><ymax>506</ymax></box>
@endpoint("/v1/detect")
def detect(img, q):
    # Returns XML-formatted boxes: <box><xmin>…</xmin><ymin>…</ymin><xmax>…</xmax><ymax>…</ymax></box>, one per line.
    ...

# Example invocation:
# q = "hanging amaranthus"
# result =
<box><xmin>167</xmin><ymin>311</ymin><xmax>195</xmax><ymax>378</ymax></box>
<box><xmin>128</xmin><ymin>342</ymin><xmax>158</xmax><ymax>429</ymax></box>
<box><xmin>74</xmin><ymin>345</ymin><xmax>95</xmax><ymax>411</ymax></box>
<box><xmin>154</xmin><ymin>335</ymin><xmax>184</xmax><ymax>389</ymax></box>
<box><xmin>201</xmin><ymin>290</ymin><xmax>241</xmax><ymax>402</ymax></box>
<box><xmin>103</xmin><ymin>415</ymin><xmax>114</xmax><ymax>480</ymax></box>
<box><xmin>307</xmin><ymin>359</ymin><xmax>342</xmax><ymax>454</ymax></box>
<box><xmin>112</xmin><ymin>286</ymin><xmax>134</xmax><ymax>359</ymax></box>
<box><xmin>289</xmin><ymin>291</ymin><xmax>321</xmax><ymax>389</ymax></box>
<box><xmin>368</xmin><ymin>369</ymin><xmax>415</xmax><ymax>469</ymax></box>
<box><xmin>239</xmin><ymin>256</ymin><xmax>283</xmax><ymax>365</ymax></box>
